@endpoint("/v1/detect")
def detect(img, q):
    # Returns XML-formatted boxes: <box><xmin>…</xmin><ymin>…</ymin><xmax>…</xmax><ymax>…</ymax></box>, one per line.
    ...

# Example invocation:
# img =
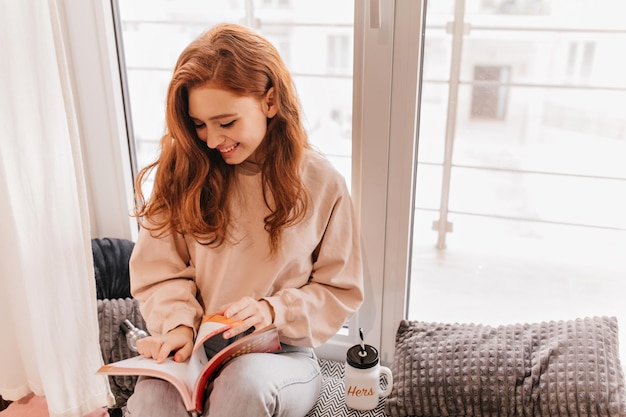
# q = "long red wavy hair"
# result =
<box><xmin>133</xmin><ymin>23</ymin><xmax>310</xmax><ymax>253</ymax></box>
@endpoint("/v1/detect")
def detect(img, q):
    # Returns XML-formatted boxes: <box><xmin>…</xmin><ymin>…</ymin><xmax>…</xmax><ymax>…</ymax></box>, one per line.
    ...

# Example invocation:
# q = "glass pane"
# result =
<box><xmin>454</xmin><ymin>86</ymin><xmax>626</xmax><ymax>178</ymax></box>
<box><xmin>116</xmin><ymin>0</ymin><xmax>354</xmax><ymax>197</ymax></box>
<box><xmin>412</xmin><ymin>214</ymin><xmax>626</xmax><ymax>324</ymax></box>
<box><xmin>416</xmin><ymin>83</ymin><xmax>449</xmax><ymax>164</ymax></box>
<box><xmin>449</xmin><ymin>167</ymin><xmax>626</xmax><ymax>229</ymax></box>
<box><xmin>459</xmin><ymin>31</ymin><xmax>626</xmax><ymax>88</ymax></box>
<box><xmin>409</xmin><ymin>0</ymin><xmax>626</xmax><ymax>362</ymax></box>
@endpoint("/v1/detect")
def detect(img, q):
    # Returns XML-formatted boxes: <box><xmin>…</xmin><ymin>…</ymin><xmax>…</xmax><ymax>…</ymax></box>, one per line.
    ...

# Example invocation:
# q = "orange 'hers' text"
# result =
<box><xmin>346</xmin><ymin>385</ymin><xmax>374</xmax><ymax>397</ymax></box>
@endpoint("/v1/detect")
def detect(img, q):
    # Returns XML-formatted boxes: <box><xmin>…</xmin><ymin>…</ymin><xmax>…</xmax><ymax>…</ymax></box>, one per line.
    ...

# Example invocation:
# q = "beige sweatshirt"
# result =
<box><xmin>129</xmin><ymin>150</ymin><xmax>364</xmax><ymax>347</ymax></box>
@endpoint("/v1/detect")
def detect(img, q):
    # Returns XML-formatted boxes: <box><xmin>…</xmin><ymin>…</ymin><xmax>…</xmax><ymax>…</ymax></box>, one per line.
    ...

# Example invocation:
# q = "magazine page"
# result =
<box><xmin>187</xmin><ymin>338</ymin><xmax>209</xmax><ymax>396</ymax></box>
<box><xmin>98</xmin><ymin>355</ymin><xmax>193</xmax><ymax>409</ymax></box>
<box><xmin>192</xmin><ymin>314</ymin><xmax>242</xmax><ymax>353</ymax></box>
<box><xmin>187</xmin><ymin>313</ymin><xmax>241</xmax><ymax>409</ymax></box>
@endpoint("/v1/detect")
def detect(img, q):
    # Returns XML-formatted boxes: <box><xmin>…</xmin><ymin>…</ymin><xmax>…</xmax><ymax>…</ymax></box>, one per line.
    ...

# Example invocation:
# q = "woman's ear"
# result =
<box><xmin>264</xmin><ymin>87</ymin><xmax>278</xmax><ymax>118</ymax></box>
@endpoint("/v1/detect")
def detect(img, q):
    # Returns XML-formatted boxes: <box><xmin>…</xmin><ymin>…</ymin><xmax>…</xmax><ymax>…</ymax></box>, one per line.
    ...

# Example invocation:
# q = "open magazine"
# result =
<box><xmin>97</xmin><ymin>314</ymin><xmax>281</xmax><ymax>414</ymax></box>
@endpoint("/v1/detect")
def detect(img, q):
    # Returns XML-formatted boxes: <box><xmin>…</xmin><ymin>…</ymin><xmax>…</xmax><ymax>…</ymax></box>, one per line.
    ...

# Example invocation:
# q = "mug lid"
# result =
<box><xmin>346</xmin><ymin>344</ymin><xmax>379</xmax><ymax>369</ymax></box>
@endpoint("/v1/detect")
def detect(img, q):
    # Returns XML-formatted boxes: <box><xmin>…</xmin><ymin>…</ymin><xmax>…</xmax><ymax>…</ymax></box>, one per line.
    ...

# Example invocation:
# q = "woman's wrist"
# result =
<box><xmin>260</xmin><ymin>299</ymin><xmax>275</xmax><ymax>324</ymax></box>
<box><xmin>169</xmin><ymin>324</ymin><xmax>194</xmax><ymax>338</ymax></box>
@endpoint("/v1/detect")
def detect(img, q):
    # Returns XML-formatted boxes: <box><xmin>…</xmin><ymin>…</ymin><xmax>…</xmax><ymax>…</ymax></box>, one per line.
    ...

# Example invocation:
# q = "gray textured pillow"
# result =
<box><xmin>385</xmin><ymin>316</ymin><xmax>626</xmax><ymax>417</ymax></box>
<box><xmin>97</xmin><ymin>298</ymin><xmax>147</xmax><ymax>407</ymax></box>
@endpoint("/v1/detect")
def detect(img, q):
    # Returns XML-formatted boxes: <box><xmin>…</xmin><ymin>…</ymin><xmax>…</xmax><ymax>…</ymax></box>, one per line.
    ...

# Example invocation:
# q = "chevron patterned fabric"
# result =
<box><xmin>306</xmin><ymin>359</ymin><xmax>389</xmax><ymax>417</ymax></box>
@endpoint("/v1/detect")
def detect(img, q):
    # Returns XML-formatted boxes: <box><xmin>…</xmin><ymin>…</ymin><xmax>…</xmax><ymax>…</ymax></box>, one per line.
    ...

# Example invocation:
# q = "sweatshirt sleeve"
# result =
<box><xmin>129</xmin><ymin>225</ymin><xmax>203</xmax><ymax>336</ymax></box>
<box><xmin>263</xmin><ymin>180</ymin><xmax>364</xmax><ymax>347</ymax></box>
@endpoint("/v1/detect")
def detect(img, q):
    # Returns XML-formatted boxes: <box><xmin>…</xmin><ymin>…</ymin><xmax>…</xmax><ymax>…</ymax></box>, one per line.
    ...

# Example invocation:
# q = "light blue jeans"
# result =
<box><xmin>126</xmin><ymin>344</ymin><xmax>321</xmax><ymax>417</ymax></box>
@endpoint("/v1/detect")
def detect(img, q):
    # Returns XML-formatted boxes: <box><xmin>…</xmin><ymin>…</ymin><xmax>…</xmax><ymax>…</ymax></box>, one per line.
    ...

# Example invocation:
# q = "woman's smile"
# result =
<box><xmin>218</xmin><ymin>143</ymin><xmax>239</xmax><ymax>155</ymax></box>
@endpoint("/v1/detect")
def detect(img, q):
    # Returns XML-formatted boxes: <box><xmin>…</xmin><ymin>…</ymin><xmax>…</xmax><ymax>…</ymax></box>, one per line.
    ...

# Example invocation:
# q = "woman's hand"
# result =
<box><xmin>217</xmin><ymin>296</ymin><xmax>275</xmax><ymax>339</ymax></box>
<box><xmin>136</xmin><ymin>325</ymin><xmax>194</xmax><ymax>364</ymax></box>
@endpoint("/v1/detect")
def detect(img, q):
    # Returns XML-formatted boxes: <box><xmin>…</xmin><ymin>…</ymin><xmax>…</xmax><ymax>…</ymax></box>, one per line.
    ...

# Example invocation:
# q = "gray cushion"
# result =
<box><xmin>97</xmin><ymin>298</ymin><xmax>146</xmax><ymax>408</ymax></box>
<box><xmin>385</xmin><ymin>316</ymin><xmax>626</xmax><ymax>417</ymax></box>
<box><xmin>92</xmin><ymin>238</ymin><xmax>134</xmax><ymax>300</ymax></box>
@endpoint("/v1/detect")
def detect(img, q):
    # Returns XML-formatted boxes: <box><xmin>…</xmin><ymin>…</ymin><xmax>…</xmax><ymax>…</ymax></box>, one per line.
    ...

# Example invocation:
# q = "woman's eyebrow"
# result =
<box><xmin>189</xmin><ymin>112</ymin><xmax>237</xmax><ymax>121</ymax></box>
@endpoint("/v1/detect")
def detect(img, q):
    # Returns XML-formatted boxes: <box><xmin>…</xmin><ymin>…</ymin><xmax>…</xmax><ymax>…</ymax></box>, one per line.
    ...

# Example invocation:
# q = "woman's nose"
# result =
<box><xmin>206</xmin><ymin>130</ymin><xmax>224</xmax><ymax>149</ymax></box>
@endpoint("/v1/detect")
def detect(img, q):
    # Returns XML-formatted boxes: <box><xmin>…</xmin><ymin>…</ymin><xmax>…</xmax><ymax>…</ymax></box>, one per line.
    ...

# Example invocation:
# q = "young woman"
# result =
<box><xmin>126</xmin><ymin>23</ymin><xmax>364</xmax><ymax>416</ymax></box>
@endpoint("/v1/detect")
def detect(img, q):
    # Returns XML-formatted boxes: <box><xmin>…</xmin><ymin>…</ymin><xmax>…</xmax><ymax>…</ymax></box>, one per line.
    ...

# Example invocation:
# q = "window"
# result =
<box><xmin>74</xmin><ymin>0</ymin><xmax>624</xmax><ymax>366</ymax></box>
<box><xmin>113</xmin><ymin>0</ymin><xmax>358</xmax><ymax>360</ymax></box>
<box><xmin>327</xmin><ymin>33</ymin><xmax>352</xmax><ymax>74</ymax></box>
<box><xmin>408</xmin><ymin>0</ymin><xmax>626</xmax><ymax>363</ymax></box>
<box><xmin>115</xmin><ymin>0</ymin><xmax>354</xmax><ymax>198</ymax></box>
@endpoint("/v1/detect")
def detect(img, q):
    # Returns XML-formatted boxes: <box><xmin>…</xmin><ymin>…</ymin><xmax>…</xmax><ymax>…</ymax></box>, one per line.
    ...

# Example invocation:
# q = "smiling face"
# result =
<box><xmin>188</xmin><ymin>84</ymin><xmax>277</xmax><ymax>165</ymax></box>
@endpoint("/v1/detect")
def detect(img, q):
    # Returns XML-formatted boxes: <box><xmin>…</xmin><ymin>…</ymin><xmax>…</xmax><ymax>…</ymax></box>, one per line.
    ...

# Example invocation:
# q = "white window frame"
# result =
<box><xmin>64</xmin><ymin>0</ymin><xmax>426</xmax><ymax>365</ymax></box>
<box><xmin>355</xmin><ymin>0</ymin><xmax>425</xmax><ymax>363</ymax></box>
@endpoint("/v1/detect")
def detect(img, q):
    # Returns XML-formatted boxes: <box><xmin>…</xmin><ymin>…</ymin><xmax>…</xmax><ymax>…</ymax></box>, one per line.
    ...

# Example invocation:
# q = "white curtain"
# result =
<box><xmin>0</xmin><ymin>0</ymin><xmax>113</xmax><ymax>416</ymax></box>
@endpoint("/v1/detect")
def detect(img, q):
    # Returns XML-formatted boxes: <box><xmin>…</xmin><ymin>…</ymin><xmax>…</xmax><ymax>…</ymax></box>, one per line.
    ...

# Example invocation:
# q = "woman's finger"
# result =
<box><xmin>222</xmin><ymin>296</ymin><xmax>255</xmax><ymax>320</ymax></box>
